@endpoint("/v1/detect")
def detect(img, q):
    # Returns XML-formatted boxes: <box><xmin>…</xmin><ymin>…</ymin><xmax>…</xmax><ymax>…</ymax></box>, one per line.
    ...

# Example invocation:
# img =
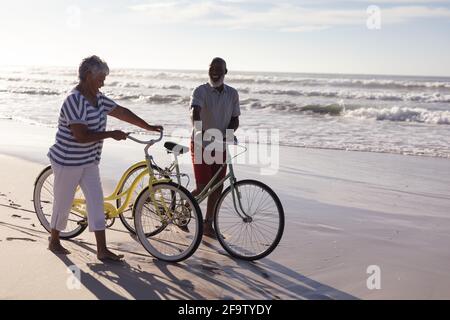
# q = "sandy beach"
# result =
<box><xmin>1</xmin><ymin>119</ymin><xmax>450</xmax><ymax>299</ymax></box>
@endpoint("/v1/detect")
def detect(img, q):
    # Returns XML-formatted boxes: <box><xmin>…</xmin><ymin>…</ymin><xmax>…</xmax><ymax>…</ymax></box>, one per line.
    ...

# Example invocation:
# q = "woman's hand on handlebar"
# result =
<box><xmin>110</xmin><ymin>130</ymin><xmax>128</xmax><ymax>141</ymax></box>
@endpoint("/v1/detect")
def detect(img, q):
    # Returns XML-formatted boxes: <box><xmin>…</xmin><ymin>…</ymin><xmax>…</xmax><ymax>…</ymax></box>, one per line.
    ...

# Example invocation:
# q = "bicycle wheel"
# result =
<box><xmin>214</xmin><ymin>179</ymin><xmax>284</xmax><ymax>261</ymax></box>
<box><xmin>133</xmin><ymin>181</ymin><xmax>203</xmax><ymax>262</ymax></box>
<box><xmin>117</xmin><ymin>163</ymin><xmax>169</xmax><ymax>234</ymax></box>
<box><xmin>33</xmin><ymin>166</ymin><xmax>87</xmax><ymax>239</ymax></box>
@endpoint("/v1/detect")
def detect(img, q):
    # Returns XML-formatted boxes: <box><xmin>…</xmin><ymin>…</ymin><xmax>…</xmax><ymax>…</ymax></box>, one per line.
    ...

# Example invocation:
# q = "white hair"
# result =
<box><xmin>78</xmin><ymin>55</ymin><xmax>109</xmax><ymax>81</ymax></box>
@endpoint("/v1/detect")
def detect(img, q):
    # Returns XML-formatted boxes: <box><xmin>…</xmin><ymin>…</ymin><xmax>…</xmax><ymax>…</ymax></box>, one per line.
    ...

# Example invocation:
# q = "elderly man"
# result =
<box><xmin>190</xmin><ymin>57</ymin><xmax>240</xmax><ymax>238</ymax></box>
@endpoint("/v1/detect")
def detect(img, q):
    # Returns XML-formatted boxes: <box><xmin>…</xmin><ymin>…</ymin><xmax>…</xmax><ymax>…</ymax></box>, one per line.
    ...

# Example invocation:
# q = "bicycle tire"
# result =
<box><xmin>33</xmin><ymin>166</ymin><xmax>87</xmax><ymax>239</ymax></box>
<box><xmin>214</xmin><ymin>179</ymin><xmax>284</xmax><ymax>261</ymax></box>
<box><xmin>133</xmin><ymin>181</ymin><xmax>203</xmax><ymax>262</ymax></box>
<box><xmin>117</xmin><ymin>163</ymin><xmax>170</xmax><ymax>234</ymax></box>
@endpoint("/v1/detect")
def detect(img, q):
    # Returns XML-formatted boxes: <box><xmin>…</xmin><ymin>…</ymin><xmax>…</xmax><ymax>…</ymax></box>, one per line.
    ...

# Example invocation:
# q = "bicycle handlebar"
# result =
<box><xmin>127</xmin><ymin>130</ymin><xmax>163</xmax><ymax>145</ymax></box>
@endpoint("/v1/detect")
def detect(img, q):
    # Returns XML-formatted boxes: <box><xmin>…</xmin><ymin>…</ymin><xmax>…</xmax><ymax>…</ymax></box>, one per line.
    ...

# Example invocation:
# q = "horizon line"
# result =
<box><xmin>0</xmin><ymin>63</ymin><xmax>449</xmax><ymax>79</ymax></box>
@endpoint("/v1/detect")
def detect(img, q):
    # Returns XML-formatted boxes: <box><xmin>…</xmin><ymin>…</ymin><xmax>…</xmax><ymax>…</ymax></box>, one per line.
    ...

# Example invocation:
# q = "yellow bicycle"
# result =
<box><xmin>33</xmin><ymin>132</ymin><xmax>203</xmax><ymax>262</ymax></box>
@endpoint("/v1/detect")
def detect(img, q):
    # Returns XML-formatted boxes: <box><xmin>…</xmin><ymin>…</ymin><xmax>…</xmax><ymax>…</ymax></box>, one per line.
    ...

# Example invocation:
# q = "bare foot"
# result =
<box><xmin>97</xmin><ymin>249</ymin><xmax>124</xmax><ymax>262</ymax></box>
<box><xmin>203</xmin><ymin>224</ymin><xmax>217</xmax><ymax>239</ymax></box>
<box><xmin>48</xmin><ymin>240</ymin><xmax>71</xmax><ymax>255</ymax></box>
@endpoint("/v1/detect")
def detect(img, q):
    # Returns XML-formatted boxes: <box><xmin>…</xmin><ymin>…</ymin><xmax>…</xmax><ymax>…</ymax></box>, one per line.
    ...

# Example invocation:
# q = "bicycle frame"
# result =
<box><xmin>194</xmin><ymin>143</ymin><xmax>250</xmax><ymax>220</ymax></box>
<box><xmin>142</xmin><ymin>151</ymin><xmax>174</xmax><ymax>219</ymax></box>
<box><xmin>70</xmin><ymin>157</ymin><xmax>171</xmax><ymax>219</ymax></box>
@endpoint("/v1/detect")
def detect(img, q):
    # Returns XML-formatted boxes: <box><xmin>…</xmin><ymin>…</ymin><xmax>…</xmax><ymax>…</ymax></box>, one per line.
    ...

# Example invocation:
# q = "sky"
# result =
<box><xmin>0</xmin><ymin>0</ymin><xmax>449</xmax><ymax>76</ymax></box>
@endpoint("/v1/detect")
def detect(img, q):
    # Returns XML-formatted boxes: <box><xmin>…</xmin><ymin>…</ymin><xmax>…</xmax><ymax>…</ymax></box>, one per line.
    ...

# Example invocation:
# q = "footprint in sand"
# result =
<box><xmin>9</xmin><ymin>202</ymin><xmax>21</xmax><ymax>208</ymax></box>
<box><xmin>11</xmin><ymin>213</ymin><xmax>29</xmax><ymax>219</ymax></box>
<box><xmin>31</xmin><ymin>199</ymin><xmax>50</xmax><ymax>204</ymax></box>
<box><xmin>10</xmin><ymin>213</ymin><xmax>31</xmax><ymax>220</ymax></box>
<box><xmin>6</xmin><ymin>237</ymin><xmax>37</xmax><ymax>242</ymax></box>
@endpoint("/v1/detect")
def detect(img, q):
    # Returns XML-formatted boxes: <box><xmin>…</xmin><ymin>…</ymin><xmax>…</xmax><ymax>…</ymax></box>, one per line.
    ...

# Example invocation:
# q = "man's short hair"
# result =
<box><xmin>210</xmin><ymin>57</ymin><xmax>227</xmax><ymax>69</ymax></box>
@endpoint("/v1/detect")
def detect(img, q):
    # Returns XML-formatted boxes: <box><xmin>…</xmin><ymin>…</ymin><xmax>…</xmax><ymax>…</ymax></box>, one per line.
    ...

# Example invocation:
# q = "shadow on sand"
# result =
<box><xmin>0</xmin><ymin>209</ymin><xmax>357</xmax><ymax>300</ymax></box>
<box><xmin>58</xmin><ymin>236</ymin><xmax>357</xmax><ymax>300</ymax></box>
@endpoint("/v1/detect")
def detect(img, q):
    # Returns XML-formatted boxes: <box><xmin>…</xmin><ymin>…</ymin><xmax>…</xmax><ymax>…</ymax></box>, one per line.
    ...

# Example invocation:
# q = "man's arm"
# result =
<box><xmin>227</xmin><ymin>116</ymin><xmax>239</xmax><ymax>131</ymax></box>
<box><xmin>190</xmin><ymin>86</ymin><xmax>204</xmax><ymax>128</ymax></box>
<box><xmin>109</xmin><ymin>105</ymin><xmax>162</xmax><ymax>132</ymax></box>
<box><xmin>228</xmin><ymin>90</ymin><xmax>240</xmax><ymax>132</ymax></box>
<box><xmin>191</xmin><ymin>105</ymin><xmax>201</xmax><ymax>126</ymax></box>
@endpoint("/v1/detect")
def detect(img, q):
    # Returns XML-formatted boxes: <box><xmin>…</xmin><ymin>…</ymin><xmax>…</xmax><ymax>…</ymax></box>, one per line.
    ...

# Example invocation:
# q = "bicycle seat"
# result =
<box><xmin>164</xmin><ymin>142</ymin><xmax>189</xmax><ymax>155</ymax></box>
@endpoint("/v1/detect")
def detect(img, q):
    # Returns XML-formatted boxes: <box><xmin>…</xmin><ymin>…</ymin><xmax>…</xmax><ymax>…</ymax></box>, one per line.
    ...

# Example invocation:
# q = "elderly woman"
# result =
<box><xmin>48</xmin><ymin>55</ymin><xmax>162</xmax><ymax>261</ymax></box>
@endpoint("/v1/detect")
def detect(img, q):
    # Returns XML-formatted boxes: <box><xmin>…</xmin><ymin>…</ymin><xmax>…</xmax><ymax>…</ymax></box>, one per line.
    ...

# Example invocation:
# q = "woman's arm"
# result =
<box><xmin>109</xmin><ymin>106</ymin><xmax>162</xmax><ymax>132</ymax></box>
<box><xmin>69</xmin><ymin>124</ymin><xmax>127</xmax><ymax>143</ymax></box>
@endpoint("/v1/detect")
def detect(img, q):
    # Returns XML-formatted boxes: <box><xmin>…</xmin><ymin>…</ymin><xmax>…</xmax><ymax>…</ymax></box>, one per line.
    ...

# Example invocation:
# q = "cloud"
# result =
<box><xmin>351</xmin><ymin>0</ymin><xmax>450</xmax><ymax>3</ymax></box>
<box><xmin>129</xmin><ymin>1</ymin><xmax>450</xmax><ymax>32</ymax></box>
<box><xmin>281</xmin><ymin>25</ymin><xmax>330</xmax><ymax>32</ymax></box>
<box><xmin>382</xmin><ymin>5</ymin><xmax>450</xmax><ymax>23</ymax></box>
<box><xmin>131</xmin><ymin>1</ymin><xmax>234</xmax><ymax>23</ymax></box>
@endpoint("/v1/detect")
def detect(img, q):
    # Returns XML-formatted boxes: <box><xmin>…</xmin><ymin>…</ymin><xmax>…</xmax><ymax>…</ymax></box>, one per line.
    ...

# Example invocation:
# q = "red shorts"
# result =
<box><xmin>191</xmin><ymin>140</ymin><xmax>227</xmax><ymax>186</ymax></box>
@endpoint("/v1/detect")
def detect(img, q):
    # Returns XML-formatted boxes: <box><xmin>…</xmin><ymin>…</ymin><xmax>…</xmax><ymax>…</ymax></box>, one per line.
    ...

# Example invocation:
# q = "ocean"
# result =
<box><xmin>1</xmin><ymin>66</ymin><xmax>449</xmax><ymax>158</ymax></box>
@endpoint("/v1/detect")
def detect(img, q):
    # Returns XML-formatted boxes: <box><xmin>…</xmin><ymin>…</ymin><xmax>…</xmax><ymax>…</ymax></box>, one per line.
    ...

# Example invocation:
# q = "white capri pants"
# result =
<box><xmin>50</xmin><ymin>162</ymin><xmax>105</xmax><ymax>232</ymax></box>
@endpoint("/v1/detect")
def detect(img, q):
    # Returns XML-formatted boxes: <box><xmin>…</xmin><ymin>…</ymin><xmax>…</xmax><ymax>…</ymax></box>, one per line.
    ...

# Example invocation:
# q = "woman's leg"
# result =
<box><xmin>49</xmin><ymin>163</ymin><xmax>83</xmax><ymax>254</ymax></box>
<box><xmin>49</xmin><ymin>229</ymin><xmax>70</xmax><ymax>254</ymax></box>
<box><xmin>79</xmin><ymin>164</ymin><xmax>123</xmax><ymax>261</ymax></box>
<box><xmin>94</xmin><ymin>230</ymin><xmax>123</xmax><ymax>261</ymax></box>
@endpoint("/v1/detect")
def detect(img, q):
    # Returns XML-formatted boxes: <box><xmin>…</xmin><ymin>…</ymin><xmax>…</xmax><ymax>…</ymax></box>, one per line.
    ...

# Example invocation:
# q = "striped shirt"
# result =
<box><xmin>48</xmin><ymin>89</ymin><xmax>117</xmax><ymax>167</ymax></box>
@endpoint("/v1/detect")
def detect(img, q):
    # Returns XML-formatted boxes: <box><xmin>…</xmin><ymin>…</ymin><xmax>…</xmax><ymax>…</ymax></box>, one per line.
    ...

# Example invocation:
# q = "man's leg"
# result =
<box><xmin>191</xmin><ymin>140</ymin><xmax>213</xmax><ymax>234</ymax></box>
<box><xmin>191</xmin><ymin>184</ymin><xmax>206</xmax><ymax>198</ymax></box>
<box><xmin>191</xmin><ymin>140</ymin><xmax>207</xmax><ymax>197</ymax></box>
<box><xmin>203</xmin><ymin>159</ymin><xmax>227</xmax><ymax>238</ymax></box>
<box><xmin>191</xmin><ymin>182</ymin><xmax>218</xmax><ymax>236</ymax></box>
<box><xmin>190</xmin><ymin>140</ymin><xmax>228</xmax><ymax>238</ymax></box>
<box><xmin>203</xmin><ymin>183</ymin><xmax>223</xmax><ymax>237</ymax></box>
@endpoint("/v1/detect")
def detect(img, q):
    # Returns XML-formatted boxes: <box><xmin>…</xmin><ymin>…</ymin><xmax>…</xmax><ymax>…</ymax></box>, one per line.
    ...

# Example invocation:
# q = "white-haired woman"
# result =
<box><xmin>48</xmin><ymin>55</ymin><xmax>162</xmax><ymax>261</ymax></box>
